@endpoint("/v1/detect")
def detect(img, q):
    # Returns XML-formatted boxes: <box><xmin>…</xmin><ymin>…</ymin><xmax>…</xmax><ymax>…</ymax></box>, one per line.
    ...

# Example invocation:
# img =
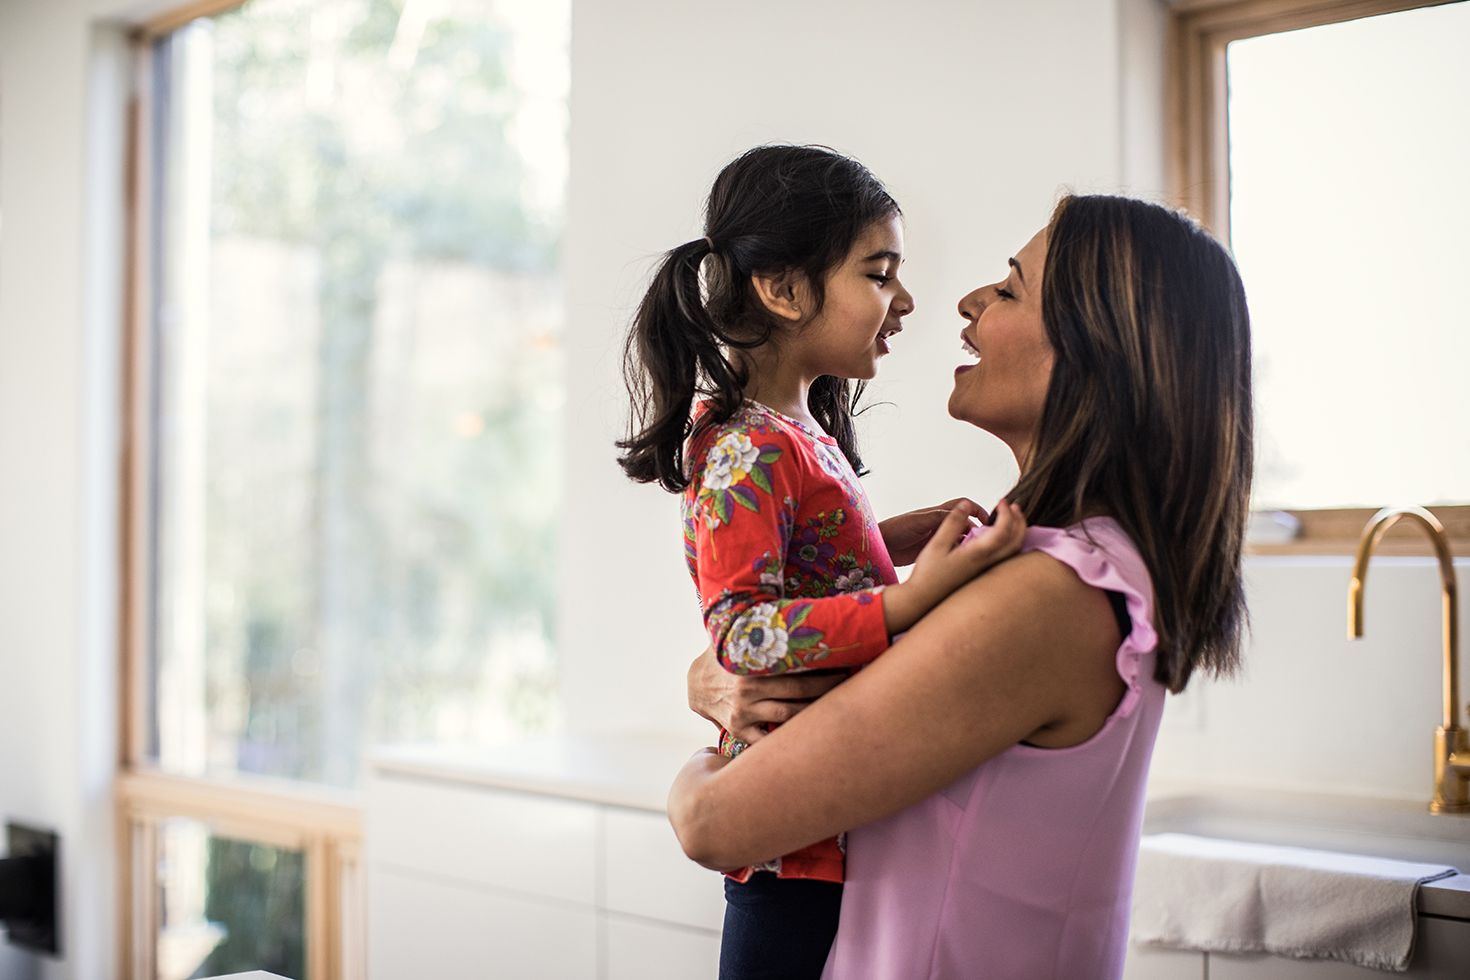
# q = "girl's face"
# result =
<box><xmin>949</xmin><ymin>227</ymin><xmax>1055</xmax><ymax>460</ymax></box>
<box><xmin>794</xmin><ymin>215</ymin><xmax>915</xmax><ymax>381</ymax></box>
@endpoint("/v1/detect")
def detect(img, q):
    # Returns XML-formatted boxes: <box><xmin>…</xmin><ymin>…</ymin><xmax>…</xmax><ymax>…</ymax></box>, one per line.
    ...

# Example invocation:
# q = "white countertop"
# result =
<box><xmin>369</xmin><ymin>731</ymin><xmax>705</xmax><ymax>812</ymax></box>
<box><xmin>368</xmin><ymin>733</ymin><xmax>1470</xmax><ymax>919</ymax></box>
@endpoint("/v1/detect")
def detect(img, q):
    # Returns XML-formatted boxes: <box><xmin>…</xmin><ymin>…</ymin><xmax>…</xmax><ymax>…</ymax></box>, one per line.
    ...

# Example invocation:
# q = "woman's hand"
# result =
<box><xmin>882</xmin><ymin>500</ymin><xmax>1028</xmax><ymax>635</ymax></box>
<box><xmin>879</xmin><ymin>497</ymin><xmax>986</xmax><ymax>566</ymax></box>
<box><xmin>687</xmin><ymin>646</ymin><xmax>849</xmax><ymax>745</ymax></box>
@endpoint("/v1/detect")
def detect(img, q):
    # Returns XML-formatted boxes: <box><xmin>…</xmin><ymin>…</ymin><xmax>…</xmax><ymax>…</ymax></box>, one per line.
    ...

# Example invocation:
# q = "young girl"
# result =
<box><xmin>617</xmin><ymin>145</ymin><xmax>1025</xmax><ymax>979</ymax></box>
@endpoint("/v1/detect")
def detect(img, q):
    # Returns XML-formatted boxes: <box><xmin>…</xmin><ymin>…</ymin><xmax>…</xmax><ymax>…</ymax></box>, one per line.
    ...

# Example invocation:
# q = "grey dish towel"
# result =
<box><xmin>1130</xmin><ymin>832</ymin><xmax>1458</xmax><ymax>972</ymax></box>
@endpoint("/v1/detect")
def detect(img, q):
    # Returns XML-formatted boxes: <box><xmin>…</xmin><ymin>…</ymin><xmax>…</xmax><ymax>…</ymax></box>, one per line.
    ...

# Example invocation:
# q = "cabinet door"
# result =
<box><xmin>605</xmin><ymin>915</ymin><xmax>721</xmax><ymax>980</ymax></box>
<box><xmin>603</xmin><ymin>807</ymin><xmax>726</xmax><ymax>931</ymax></box>
<box><xmin>1208</xmin><ymin>915</ymin><xmax>1470</xmax><ymax>979</ymax></box>
<box><xmin>367</xmin><ymin>773</ymin><xmax>597</xmax><ymax>904</ymax></box>
<box><xmin>368</xmin><ymin>867</ymin><xmax>597</xmax><ymax>980</ymax></box>
<box><xmin>1124</xmin><ymin>943</ymin><xmax>1206</xmax><ymax>979</ymax></box>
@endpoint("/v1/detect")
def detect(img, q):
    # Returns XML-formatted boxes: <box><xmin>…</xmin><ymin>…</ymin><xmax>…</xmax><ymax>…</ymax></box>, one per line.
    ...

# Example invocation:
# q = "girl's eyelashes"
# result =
<box><xmin>868</xmin><ymin>273</ymin><xmax>893</xmax><ymax>285</ymax></box>
<box><xmin>995</xmin><ymin>284</ymin><xmax>1015</xmax><ymax>300</ymax></box>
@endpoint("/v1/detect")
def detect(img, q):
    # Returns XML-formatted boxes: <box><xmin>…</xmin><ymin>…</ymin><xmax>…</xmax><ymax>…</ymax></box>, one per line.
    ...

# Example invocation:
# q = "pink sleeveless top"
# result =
<box><xmin>823</xmin><ymin>519</ymin><xmax>1165</xmax><ymax>980</ymax></box>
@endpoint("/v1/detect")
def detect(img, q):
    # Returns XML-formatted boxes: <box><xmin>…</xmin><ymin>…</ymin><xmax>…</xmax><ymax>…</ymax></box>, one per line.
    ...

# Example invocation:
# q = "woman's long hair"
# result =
<box><xmin>616</xmin><ymin>145</ymin><xmax>900</xmax><ymax>493</ymax></box>
<box><xmin>1008</xmin><ymin>195</ymin><xmax>1254</xmax><ymax>693</ymax></box>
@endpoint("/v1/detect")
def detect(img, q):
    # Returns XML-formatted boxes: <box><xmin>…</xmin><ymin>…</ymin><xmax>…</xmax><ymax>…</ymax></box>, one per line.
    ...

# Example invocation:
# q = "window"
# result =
<box><xmin>120</xmin><ymin>0</ymin><xmax>569</xmax><ymax>975</ymax></box>
<box><xmin>1169</xmin><ymin>0</ymin><xmax>1470</xmax><ymax>554</ymax></box>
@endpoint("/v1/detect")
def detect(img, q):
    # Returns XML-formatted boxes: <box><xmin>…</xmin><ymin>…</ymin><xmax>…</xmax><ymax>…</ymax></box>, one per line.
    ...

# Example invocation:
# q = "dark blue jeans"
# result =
<box><xmin>720</xmin><ymin>872</ymin><xmax>843</xmax><ymax>980</ymax></box>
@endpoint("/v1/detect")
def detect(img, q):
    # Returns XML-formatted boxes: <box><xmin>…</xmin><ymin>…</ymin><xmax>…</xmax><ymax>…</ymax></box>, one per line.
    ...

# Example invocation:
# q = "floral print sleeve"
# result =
<box><xmin>683</xmin><ymin>410</ymin><xmax>891</xmax><ymax>676</ymax></box>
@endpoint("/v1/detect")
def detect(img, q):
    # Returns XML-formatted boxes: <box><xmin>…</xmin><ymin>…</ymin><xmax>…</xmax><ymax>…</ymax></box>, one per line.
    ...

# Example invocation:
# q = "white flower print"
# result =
<box><xmin>814</xmin><ymin>443</ymin><xmax>848</xmax><ymax>481</ymax></box>
<box><xmin>702</xmin><ymin>432</ymin><xmax>761</xmax><ymax>490</ymax></box>
<box><xmin>725</xmin><ymin>602</ymin><xmax>790</xmax><ymax>672</ymax></box>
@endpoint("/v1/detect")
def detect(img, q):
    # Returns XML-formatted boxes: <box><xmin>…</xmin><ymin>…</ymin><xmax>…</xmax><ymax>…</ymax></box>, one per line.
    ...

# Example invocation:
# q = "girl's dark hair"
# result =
<box><xmin>1008</xmin><ymin>194</ymin><xmax>1253</xmax><ymax>694</ymax></box>
<box><xmin>616</xmin><ymin>145</ymin><xmax>901</xmax><ymax>492</ymax></box>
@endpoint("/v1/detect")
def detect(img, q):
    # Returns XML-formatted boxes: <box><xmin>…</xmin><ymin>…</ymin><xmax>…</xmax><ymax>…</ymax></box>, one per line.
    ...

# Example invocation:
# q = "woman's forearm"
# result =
<box><xmin>667</xmin><ymin>748</ymin><xmax>740</xmax><ymax>870</ymax></box>
<box><xmin>666</xmin><ymin>553</ymin><xmax>1111</xmax><ymax>869</ymax></box>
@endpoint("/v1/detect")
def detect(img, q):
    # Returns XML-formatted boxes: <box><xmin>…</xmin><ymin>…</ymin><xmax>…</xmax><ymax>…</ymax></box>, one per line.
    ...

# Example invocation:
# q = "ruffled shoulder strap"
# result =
<box><xmin>1019</xmin><ymin>518</ymin><xmax>1159</xmax><ymax>718</ymax></box>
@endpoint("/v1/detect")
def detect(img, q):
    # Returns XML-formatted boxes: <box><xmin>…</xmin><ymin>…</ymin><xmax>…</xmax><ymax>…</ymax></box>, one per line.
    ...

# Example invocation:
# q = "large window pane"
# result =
<box><xmin>1227</xmin><ymin>2</ymin><xmax>1470</xmax><ymax>509</ymax></box>
<box><xmin>149</xmin><ymin>0</ymin><xmax>568</xmax><ymax>786</ymax></box>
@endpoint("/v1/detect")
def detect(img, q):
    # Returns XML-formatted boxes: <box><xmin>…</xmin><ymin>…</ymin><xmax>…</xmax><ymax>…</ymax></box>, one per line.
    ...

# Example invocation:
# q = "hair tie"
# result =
<box><xmin>702</xmin><ymin>235</ymin><xmax>716</xmax><ymax>254</ymax></box>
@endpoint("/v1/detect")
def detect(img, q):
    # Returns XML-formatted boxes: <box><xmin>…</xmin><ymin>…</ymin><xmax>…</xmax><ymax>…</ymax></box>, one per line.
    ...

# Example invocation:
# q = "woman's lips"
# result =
<box><xmin>954</xmin><ymin>362</ymin><xmax>976</xmax><ymax>375</ymax></box>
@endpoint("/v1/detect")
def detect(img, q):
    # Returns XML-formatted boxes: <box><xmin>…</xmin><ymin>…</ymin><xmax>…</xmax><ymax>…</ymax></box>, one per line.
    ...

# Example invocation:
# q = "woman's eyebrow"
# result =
<box><xmin>1008</xmin><ymin>257</ymin><xmax>1025</xmax><ymax>283</ymax></box>
<box><xmin>863</xmin><ymin>249</ymin><xmax>902</xmax><ymax>263</ymax></box>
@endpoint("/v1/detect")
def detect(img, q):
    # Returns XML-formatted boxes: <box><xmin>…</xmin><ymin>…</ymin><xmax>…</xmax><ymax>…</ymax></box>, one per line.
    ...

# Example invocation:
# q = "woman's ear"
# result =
<box><xmin>750</xmin><ymin>270</ymin><xmax>807</xmax><ymax>323</ymax></box>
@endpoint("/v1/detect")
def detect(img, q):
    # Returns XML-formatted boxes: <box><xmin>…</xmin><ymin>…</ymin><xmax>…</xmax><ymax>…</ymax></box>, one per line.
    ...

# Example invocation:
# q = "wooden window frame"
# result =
<box><xmin>1166</xmin><ymin>0</ymin><xmax>1470</xmax><ymax>556</ymax></box>
<box><xmin>119</xmin><ymin>4</ymin><xmax>364</xmax><ymax>978</ymax></box>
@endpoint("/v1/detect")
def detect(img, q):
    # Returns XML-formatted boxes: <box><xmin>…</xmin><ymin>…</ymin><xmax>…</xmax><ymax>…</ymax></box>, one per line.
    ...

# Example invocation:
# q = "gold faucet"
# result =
<box><xmin>1348</xmin><ymin>506</ymin><xmax>1469</xmax><ymax>814</ymax></box>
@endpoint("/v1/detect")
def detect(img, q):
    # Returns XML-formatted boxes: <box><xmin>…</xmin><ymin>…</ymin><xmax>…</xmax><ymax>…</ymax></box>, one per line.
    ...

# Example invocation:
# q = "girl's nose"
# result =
<box><xmin>896</xmin><ymin>282</ymin><xmax>916</xmax><ymax>316</ymax></box>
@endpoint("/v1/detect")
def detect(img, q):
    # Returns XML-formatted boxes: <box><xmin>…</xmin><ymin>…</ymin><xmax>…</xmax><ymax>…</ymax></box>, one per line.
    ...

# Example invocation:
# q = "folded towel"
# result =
<box><xmin>1131</xmin><ymin>832</ymin><xmax>1458</xmax><ymax>972</ymax></box>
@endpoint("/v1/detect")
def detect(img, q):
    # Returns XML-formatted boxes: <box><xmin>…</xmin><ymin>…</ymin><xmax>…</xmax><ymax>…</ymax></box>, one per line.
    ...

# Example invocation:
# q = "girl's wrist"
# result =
<box><xmin>883</xmin><ymin>580</ymin><xmax>933</xmax><ymax>635</ymax></box>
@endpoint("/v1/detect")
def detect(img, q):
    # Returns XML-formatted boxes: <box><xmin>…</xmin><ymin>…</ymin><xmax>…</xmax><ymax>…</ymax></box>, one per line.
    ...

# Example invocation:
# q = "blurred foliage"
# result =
<box><xmin>190</xmin><ymin>838</ymin><xmax>306</xmax><ymax>980</ymax></box>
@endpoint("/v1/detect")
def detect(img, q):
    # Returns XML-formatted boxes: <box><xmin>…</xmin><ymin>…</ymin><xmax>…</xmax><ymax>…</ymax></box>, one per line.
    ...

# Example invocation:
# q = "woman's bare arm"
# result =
<box><xmin>668</xmin><ymin>550</ymin><xmax>1125</xmax><ymax>871</ymax></box>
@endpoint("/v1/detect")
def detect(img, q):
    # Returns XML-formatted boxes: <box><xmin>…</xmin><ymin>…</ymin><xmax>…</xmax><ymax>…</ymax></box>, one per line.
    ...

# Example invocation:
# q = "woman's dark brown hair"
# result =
<box><xmin>1008</xmin><ymin>194</ymin><xmax>1253</xmax><ymax>693</ymax></box>
<box><xmin>616</xmin><ymin>145</ymin><xmax>900</xmax><ymax>493</ymax></box>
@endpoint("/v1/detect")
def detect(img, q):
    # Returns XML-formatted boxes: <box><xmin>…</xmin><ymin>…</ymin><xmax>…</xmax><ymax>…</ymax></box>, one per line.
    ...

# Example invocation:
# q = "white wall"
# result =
<box><xmin>559</xmin><ymin>0</ymin><xmax>1133</xmax><ymax>738</ymax></box>
<box><xmin>1153</xmin><ymin>556</ymin><xmax>1470</xmax><ymax>801</ymax></box>
<box><xmin>0</xmin><ymin>2</ymin><xmax>157</xmax><ymax>976</ymax></box>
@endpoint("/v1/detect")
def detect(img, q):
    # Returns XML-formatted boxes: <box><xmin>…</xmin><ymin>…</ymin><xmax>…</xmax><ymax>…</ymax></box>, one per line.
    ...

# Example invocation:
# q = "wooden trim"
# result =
<box><xmin>118</xmin><ymin>14</ymin><xmax>367</xmax><ymax>979</ymax></box>
<box><xmin>135</xmin><ymin>0</ymin><xmax>252</xmax><ymax>40</ymax></box>
<box><xmin>118</xmin><ymin>769</ymin><xmax>363</xmax><ymax>844</ymax></box>
<box><xmin>128</xmin><ymin>817</ymin><xmax>160</xmax><ymax>980</ymax></box>
<box><xmin>1250</xmin><ymin>505</ymin><xmax>1470</xmax><ymax>557</ymax></box>
<box><xmin>1167</xmin><ymin>0</ymin><xmax>1459</xmax><ymax>234</ymax></box>
<box><xmin>1170</xmin><ymin>0</ymin><xmax>1470</xmax><ymax>552</ymax></box>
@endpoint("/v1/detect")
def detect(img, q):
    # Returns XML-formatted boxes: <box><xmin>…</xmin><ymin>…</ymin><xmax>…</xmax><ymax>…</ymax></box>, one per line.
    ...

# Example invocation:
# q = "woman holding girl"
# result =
<box><xmin>672</xmin><ymin>192</ymin><xmax>1254</xmax><ymax>979</ymax></box>
<box><xmin>619</xmin><ymin>145</ymin><xmax>1026</xmax><ymax>977</ymax></box>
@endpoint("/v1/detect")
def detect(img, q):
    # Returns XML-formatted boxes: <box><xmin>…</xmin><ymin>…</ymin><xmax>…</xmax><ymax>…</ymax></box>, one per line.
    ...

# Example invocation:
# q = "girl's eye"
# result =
<box><xmin>995</xmin><ymin>285</ymin><xmax>1015</xmax><ymax>300</ymax></box>
<box><xmin>868</xmin><ymin>274</ymin><xmax>892</xmax><ymax>285</ymax></box>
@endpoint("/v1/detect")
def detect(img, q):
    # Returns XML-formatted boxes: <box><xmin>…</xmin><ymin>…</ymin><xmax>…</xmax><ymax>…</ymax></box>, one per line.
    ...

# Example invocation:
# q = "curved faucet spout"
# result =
<box><xmin>1347</xmin><ymin>506</ymin><xmax>1460</xmax><ymax>732</ymax></box>
<box><xmin>1348</xmin><ymin>506</ymin><xmax>1467</xmax><ymax>814</ymax></box>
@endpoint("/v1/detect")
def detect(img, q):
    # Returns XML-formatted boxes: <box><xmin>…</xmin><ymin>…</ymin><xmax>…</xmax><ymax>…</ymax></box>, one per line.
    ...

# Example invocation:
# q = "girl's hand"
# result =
<box><xmin>687</xmin><ymin>647</ymin><xmax>849</xmax><ymax>746</ymax></box>
<box><xmin>882</xmin><ymin>500</ymin><xmax>1027</xmax><ymax>635</ymax></box>
<box><xmin>879</xmin><ymin>497</ymin><xmax>987</xmax><ymax>566</ymax></box>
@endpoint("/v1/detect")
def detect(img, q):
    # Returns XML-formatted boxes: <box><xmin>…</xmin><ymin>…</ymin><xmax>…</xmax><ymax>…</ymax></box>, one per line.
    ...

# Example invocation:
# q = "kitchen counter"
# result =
<box><xmin>368</xmin><ymin>735</ymin><xmax>1470</xmax><ymax>921</ymax></box>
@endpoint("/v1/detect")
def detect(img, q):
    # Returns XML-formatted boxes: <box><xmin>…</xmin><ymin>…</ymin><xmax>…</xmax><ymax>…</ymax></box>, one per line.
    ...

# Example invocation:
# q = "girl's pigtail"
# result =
<box><xmin>617</xmin><ymin>239</ymin><xmax>745</xmax><ymax>493</ymax></box>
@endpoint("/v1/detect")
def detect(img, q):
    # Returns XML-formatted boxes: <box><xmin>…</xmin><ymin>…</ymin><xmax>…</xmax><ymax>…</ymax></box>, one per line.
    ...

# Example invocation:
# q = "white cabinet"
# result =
<box><xmin>368</xmin><ymin>775</ymin><xmax>598</xmax><ymax>904</ymax></box>
<box><xmin>369</xmin><ymin>868</ymin><xmax>598</xmax><ymax>980</ymax></box>
<box><xmin>602</xmin><ymin>808</ymin><xmax>726</xmax><ymax>931</ymax></box>
<box><xmin>1208</xmin><ymin>916</ymin><xmax>1470</xmax><ymax>979</ymax></box>
<box><xmin>1124</xmin><ymin>944</ymin><xmax>1205</xmax><ymax>979</ymax></box>
<box><xmin>605</xmin><ymin>917</ymin><xmax>722</xmax><ymax>980</ymax></box>
<box><xmin>365</xmin><ymin>738</ymin><xmax>723</xmax><ymax>979</ymax></box>
<box><xmin>1127</xmin><ymin>917</ymin><xmax>1470</xmax><ymax>980</ymax></box>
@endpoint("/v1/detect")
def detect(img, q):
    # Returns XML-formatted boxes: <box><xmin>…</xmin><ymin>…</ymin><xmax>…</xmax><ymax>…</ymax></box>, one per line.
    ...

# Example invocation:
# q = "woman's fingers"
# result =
<box><xmin>737</xmin><ymin>670</ymin><xmax>846</xmax><ymax>701</ymax></box>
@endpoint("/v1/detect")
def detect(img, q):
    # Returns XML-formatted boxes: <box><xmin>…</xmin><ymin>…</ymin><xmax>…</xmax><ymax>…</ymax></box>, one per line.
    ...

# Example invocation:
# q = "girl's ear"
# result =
<box><xmin>750</xmin><ymin>269</ymin><xmax>807</xmax><ymax>323</ymax></box>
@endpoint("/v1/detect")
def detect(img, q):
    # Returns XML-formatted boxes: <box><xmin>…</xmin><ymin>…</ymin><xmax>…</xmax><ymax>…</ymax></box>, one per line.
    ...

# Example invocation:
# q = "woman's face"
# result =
<box><xmin>949</xmin><ymin>227</ymin><xmax>1055</xmax><ymax>462</ymax></box>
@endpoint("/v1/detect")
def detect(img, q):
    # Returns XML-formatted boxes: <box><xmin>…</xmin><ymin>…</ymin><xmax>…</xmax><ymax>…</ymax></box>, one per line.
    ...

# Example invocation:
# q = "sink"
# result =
<box><xmin>1144</xmin><ymin>784</ymin><xmax>1470</xmax><ymax>866</ymax></box>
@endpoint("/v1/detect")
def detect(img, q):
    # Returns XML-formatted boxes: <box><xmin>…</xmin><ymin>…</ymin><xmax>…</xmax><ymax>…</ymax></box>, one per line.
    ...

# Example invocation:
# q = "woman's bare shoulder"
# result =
<box><xmin>916</xmin><ymin>549</ymin><xmax>1126</xmax><ymax>746</ymax></box>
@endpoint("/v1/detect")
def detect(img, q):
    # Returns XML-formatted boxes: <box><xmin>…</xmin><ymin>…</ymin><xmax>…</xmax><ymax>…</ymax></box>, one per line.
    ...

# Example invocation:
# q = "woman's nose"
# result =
<box><xmin>957</xmin><ymin>287</ymin><xmax>986</xmax><ymax>321</ymax></box>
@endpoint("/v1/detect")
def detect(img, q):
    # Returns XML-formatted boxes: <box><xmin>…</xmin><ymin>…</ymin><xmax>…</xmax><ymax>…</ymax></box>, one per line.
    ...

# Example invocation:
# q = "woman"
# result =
<box><xmin>669</xmin><ymin>194</ymin><xmax>1253</xmax><ymax>979</ymax></box>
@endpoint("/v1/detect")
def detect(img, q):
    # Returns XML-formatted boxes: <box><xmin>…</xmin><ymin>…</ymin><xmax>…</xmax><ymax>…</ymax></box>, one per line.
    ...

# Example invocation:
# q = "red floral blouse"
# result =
<box><xmin>682</xmin><ymin>400</ymin><xmax>899</xmax><ymax>883</ymax></box>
